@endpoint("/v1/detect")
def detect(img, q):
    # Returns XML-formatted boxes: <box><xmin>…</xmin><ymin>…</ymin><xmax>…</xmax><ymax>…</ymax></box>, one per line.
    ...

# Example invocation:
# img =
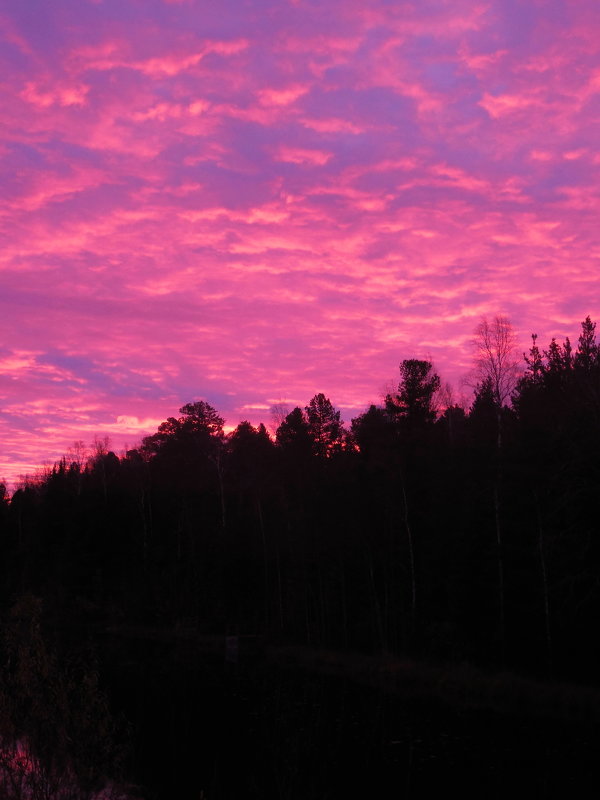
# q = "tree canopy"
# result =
<box><xmin>386</xmin><ymin>359</ymin><xmax>440</xmax><ymax>427</ymax></box>
<box><xmin>2</xmin><ymin>317</ymin><xmax>600</xmax><ymax>686</ymax></box>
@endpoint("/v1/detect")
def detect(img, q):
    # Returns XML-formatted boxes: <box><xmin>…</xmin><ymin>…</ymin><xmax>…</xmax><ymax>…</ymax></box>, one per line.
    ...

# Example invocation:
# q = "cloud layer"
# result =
<box><xmin>1</xmin><ymin>0</ymin><xmax>600</xmax><ymax>483</ymax></box>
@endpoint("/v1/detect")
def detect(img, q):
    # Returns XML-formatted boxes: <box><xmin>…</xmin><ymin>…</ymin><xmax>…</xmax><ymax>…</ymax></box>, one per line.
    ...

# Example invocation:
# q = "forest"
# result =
<box><xmin>2</xmin><ymin>316</ymin><xmax>600</xmax><ymax>796</ymax></box>
<box><xmin>1</xmin><ymin>316</ymin><xmax>599</xmax><ymax>687</ymax></box>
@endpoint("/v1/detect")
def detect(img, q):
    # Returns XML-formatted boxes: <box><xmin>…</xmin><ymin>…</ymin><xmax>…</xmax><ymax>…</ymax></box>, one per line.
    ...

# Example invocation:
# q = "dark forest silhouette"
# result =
<box><xmin>1</xmin><ymin>316</ymin><xmax>599</xmax><ymax>686</ymax></box>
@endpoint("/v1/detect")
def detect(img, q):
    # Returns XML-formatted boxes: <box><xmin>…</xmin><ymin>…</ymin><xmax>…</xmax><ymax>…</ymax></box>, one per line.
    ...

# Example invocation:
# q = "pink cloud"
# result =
<box><xmin>70</xmin><ymin>37</ymin><xmax>249</xmax><ymax>77</ymax></box>
<box><xmin>21</xmin><ymin>80</ymin><xmax>90</xmax><ymax>107</ymax></box>
<box><xmin>135</xmin><ymin>40</ymin><xmax>248</xmax><ymax>77</ymax></box>
<box><xmin>258</xmin><ymin>85</ymin><xmax>309</xmax><ymax>106</ymax></box>
<box><xmin>479</xmin><ymin>91</ymin><xmax>542</xmax><ymax>118</ymax></box>
<box><xmin>0</xmin><ymin>11</ymin><xmax>33</xmax><ymax>55</ymax></box>
<box><xmin>458</xmin><ymin>46</ymin><xmax>508</xmax><ymax>74</ymax></box>
<box><xmin>275</xmin><ymin>146</ymin><xmax>332</xmax><ymax>165</ymax></box>
<box><xmin>300</xmin><ymin>116</ymin><xmax>367</xmax><ymax>134</ymax></box>
<box><xmin>1</xmin><ymin>0</ymin><xmax>600</xmax><ymax>485</ymax></box>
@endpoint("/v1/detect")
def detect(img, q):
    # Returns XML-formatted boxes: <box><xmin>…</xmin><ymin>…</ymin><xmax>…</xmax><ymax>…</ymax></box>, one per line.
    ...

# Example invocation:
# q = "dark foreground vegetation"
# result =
<box><xmin>0</xmin><ymin>316</ymin><xmax>599</xmax><ymax>796</ymax></box>
<box><xmin>1</xmin><ymin>317</ymin><xmax>600</xmax><ymax>678</ymax></box>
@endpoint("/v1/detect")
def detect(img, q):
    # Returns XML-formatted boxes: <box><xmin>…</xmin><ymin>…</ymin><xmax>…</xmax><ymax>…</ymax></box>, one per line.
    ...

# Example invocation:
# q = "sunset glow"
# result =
<box><xmin>2</xmin><ymin>0</ymin><xmax>600</xmax><ymax>484</ymax></box>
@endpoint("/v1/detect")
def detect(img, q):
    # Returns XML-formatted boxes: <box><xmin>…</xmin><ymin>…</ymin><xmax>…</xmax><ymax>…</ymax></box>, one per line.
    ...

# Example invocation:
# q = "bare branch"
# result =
<box><xmin>472</xmin><ymin>315</ymin><xmax>520</xmax><ymax>406</ymax></box>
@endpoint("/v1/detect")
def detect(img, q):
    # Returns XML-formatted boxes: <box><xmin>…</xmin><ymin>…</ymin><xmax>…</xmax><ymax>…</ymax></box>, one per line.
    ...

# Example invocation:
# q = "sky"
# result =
<box><xmin>1</xmin><ymin>0</ymin><xmax>600</xmax><ymax>485</ymax></box>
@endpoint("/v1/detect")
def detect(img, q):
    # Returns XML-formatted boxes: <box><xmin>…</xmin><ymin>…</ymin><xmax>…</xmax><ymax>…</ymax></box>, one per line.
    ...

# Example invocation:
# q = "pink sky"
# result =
<box><xmin>1</xmin><ymin>0</ymin><xmax>600</xmax><ymax>485</ymax></box>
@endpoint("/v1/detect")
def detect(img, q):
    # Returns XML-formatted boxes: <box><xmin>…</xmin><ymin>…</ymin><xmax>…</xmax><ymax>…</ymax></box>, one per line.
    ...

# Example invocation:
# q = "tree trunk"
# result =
<box><xmin>340</xmin><ymin>563</ymin><xmax>348</xmax><ymax>649</ymax></box>
<box><xmin>401</xmin><ymin>477</ymin><xmax>417</xmax><ymax>637</ymax></box>
<box><xmin>256</xmin><ymin>496</ymin><xmax>269</xmax><ymax>631</ymax></box>
<box><xmin>367</xmin><ymin>551</ymin><xmax>385</xmax><ymax>652</ymax></box>
<box><xmin>535</xmin><ymin>491</ymin><xmax>553</xmax><ymax>675</ymax></box>
<box><xmin>215</xmin><ymin>452</ymin><xmax>226</xmax><ymax>530</ymax></box>
<box><xmin>493</xmin><ymin>480</ymin><xmax>505</xmax><ymax>666</ymax></box>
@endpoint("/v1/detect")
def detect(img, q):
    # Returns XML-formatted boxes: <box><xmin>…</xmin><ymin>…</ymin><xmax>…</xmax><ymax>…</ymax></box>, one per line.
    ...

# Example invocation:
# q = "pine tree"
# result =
<box><xmin>386</xmin><ymin>359</ymin><xmax>440</xmax><ymax>428</ymax></box>
<box><xmin>305</xmin><ymin>393</ymin><xmax>344</xmax><ymax>457</ymax></box>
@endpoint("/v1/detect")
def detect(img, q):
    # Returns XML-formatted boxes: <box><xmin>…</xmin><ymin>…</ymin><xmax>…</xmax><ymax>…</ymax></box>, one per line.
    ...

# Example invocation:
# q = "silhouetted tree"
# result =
<box><xmin>523</xmin><ymin>333</ymin><xmax>544</xmax><ymax>386</ymax></box>
<box><xmin>351</xmin><ymin>405</ymin><xmax>394</xmax><ymax>465</ymax></box>
<box><xmin>142</xmin><ymin>401</ymin><xmax>224</xmax><ymax>457</ymax></box>
<box><xmin>473</xmin><ymin>316</ymin><xmax>520</xmax><ymax>411</ymax></box>
<box><xmin>2</xmin><ymin>320</ymin><xmax>600</xmax><ymax>683</ymax></box>
<box><xmin>469</xmin><ymin>316</ymin><xmax>520</xmax><ymax>666</ymax></box>
<box><xmin>574</xmin><ymin>316</ymin><xmax>597</xmax><ymax>371</ymax></box>
<box><xmin>386</xmin><ymin>359</ymin><xmax>440</xmax><ymax>429</ymax></box>
<box><xmin>435</xmin><ymin>404</ymin><xmax>467</xmax><ymax>447</ymax></box>
<box><xmin>383</xmin><ymin>361</ymin><xmax>440</xmax><ymax>642</ymax></box>
<box><xmin>228</xmin><ymin>422</ymin><xmax>273</xmax><ymax>490</ymax></box>
<box><xmin>469</xmin><ymin>378</ymin><xmax>498</xmax><ymax>450</ymax></box>
<box><xmin>305</xmin><ymin>393</ymin><xmax>345</xmax><ymax>458</ymax></box>
<box><xmin>276</xmin><ymin>407</ymin><xmax>312</xmax><ymax>459</ymax></box>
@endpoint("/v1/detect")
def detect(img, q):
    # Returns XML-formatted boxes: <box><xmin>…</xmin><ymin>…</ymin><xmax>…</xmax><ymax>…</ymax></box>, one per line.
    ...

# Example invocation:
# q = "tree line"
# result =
<box><xmin>1</xmin><ymin>316</ymin><xmax>599</xmax><ymax>682</ymax></box>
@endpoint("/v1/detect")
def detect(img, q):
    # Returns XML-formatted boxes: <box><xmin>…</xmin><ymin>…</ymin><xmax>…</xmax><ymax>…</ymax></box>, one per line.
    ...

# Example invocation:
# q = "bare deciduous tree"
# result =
<box><xmin>473</xmin><ymin>315</ymin><xmax>520</xmax><ymax>408</ymax></box>
<box><xmin>269</xmin><ymin>400</ymin><xmax>290</xmax><ymax>437</ymax></box>
<box><xmin>472</xmin><ymin>315</ymin><xmax>520</xmax><ymax>666</ymax></box>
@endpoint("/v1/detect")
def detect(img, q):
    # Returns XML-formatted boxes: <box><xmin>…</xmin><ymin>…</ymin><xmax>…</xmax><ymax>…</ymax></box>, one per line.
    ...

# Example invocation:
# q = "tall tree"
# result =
<box><xmin>227</xmin><ymin>421</ymin><xmax>273</xmax><ymax>493</ymax></box>
<box><xmin>351</xmin><ymin>405</ymin><xmax>394</xmax><ymax>465</ymax></box>
<box><xmin>275</xmin><ymin>407</ymin><xmax>312</xmax><ymax>458</ymax></box>
<box><xmin>574</xmin><ymin>316</ymin><xmax>598</xmax><ymax>371</ymax></box>
<box><xmin>471</xmin><ymin>317</ymin><xmax>521</xmax><ymax>665</ymax></box>
<box><xmin>141</xmin><ymin>400</ymin><xmax>227</xmax><ymax>530</ymax></box>
<box><xmin>141</xmin><ymin>401</ymin><xmax>224</xmax><ymax>456</ymax></box>
<box><xmin>384</xmin><ymin>360</ymin><xmax>440</xmax><ymax>640</ymax></box>
<box><xmin>386</xmin><ymin>359</ymin><xmax>440</xmax><ymax>428</ymax></box>
<box><xmin>473</xmin><ymin>316</ymin><xmax>519</xmax><ymax>410</ymax></box>
<box><xmin>523</xmin><ymin>333</ymin><xmax>544</xmax><ymax>386</ymax></box>
<box><xmin>305</xmin><ymin>393</ymin><xmax>345</xmax><ymax>458</ymax></box>
<box><xmin>177</xmin><ymin>401</ymin><xmax>225</xmax><ymax>439</ymax></box>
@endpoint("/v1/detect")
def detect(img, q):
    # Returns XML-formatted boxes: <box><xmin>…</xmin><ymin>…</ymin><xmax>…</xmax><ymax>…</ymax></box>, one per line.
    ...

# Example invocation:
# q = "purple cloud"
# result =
<box><xmin>1</xmin><ymin>0</ymin><xmax>600</xmax><ymax>484</ymax></box>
